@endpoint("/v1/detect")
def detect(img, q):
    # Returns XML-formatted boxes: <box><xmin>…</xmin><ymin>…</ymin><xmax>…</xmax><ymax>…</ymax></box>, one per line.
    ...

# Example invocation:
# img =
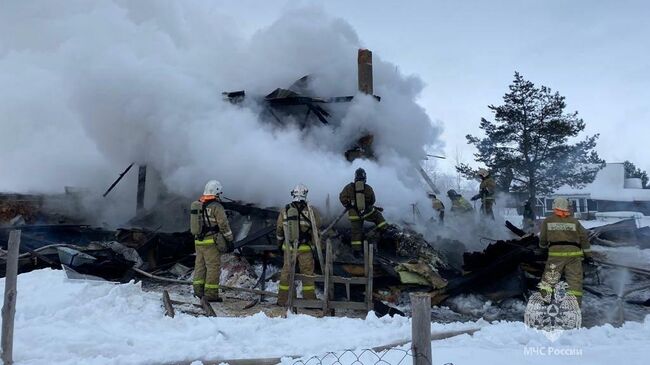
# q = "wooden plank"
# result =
<box><xmin>308</xmin><ymin>206</ymin><xmax>324</xmax><ymax>272</ymax></box>
<box><xmin>285</xmin><ymin>238</ymin><xmax>299</xmax><ymax>314</ymax></box>
<box><xmin>291</xmin><ymin>274</ymin><xmax>366</xmax><ymax>285</ymax></box>
<box><xmin>291</xmin><ymin>299</ymin><xmax>323</xmax><ymax>309</ymax></box>
<box><xmin>333</xmin><ymin>277</ymin><xmax>366</xmax><ymax>284</ymax></box>
<box><xmin>294</xmin><ymin>274</ymin><xmax>324</xmax><ymax>282</ymax></box>
<box><xmin>357</xmin><ymin>49</ymin><xmax>373</xmax><ymax>94</ymax></box>
<box><xmin>292</xmin><ymin>273</ymin><xmax>368</xmax><ymax>290</ymax></box>
<box><xmin>2</xmin><ymin>230</ymin><xmax>21</xmax><ymax>365</ymax></box>
<box><xmin>162</xmin><ymin>290</ymin><xmax>175</xmax><ymax>318</ymax></box>
<box><xmin>367</xmin><ymin>243</ymin><xmax>374</xmax><ymax>311</ymax></box>
<box><xmin>323</xmin><ymin>238</ymin><xmax>331</xmax><ymax>315</ymax></box>
<box><xmin>363</xmin><ymin>241</ymin><xmax>370</xmax><ymax>310</ymax></box>
<box><xmin>410</xmin><ymin>293</ymin><xmax>432</xmax><ymax>365</ymax></box>
<box><xmin>329</xmin><ymin>301</ymin><xmax>368</xmax><ymax>311</ymax></box>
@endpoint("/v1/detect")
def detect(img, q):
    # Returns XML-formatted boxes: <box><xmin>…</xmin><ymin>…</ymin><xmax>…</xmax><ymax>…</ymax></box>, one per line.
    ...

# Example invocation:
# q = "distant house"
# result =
<box><xmin>541</xmin><ymin>163</ymin><xmax>650</xmax><ymax>218</ymax></box>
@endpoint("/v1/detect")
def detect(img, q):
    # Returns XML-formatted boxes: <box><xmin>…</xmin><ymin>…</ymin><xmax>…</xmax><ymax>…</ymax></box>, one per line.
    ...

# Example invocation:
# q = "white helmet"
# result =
<box><xmin>552</xmin><ymin>197</ymin><xmax>569</xmax><ymax>211</ymax></box>
<box><xmin>291</xmin><ymin>183</ymin><xmax>309</xmax><ymax>202</ymax></box>
<box><xmin>203</xmin><ymin>180</ymin><xmax>223</xmax><ymax>196</ymax></box>
<box><xmin>477</xmin><ymin>168</ymin><xmax>489</xmax><ymax>178</ymax></box>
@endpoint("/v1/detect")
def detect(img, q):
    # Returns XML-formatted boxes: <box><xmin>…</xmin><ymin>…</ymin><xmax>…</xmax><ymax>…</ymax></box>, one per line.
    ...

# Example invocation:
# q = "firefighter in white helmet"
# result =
<box><xmin>189</xmin><ymin>180</ymin><xmax>234</xmax><ymax>302</ymax></box>
<box><xmin>276</xmin><ymin>184</ymin><xmax>321</xmax><ymax>306</ymax></box>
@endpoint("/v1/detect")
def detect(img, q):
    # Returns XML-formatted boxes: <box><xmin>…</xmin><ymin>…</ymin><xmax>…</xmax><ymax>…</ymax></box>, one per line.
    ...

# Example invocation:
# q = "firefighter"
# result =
<box><xmin>447</xmin><ymin>189</ymin><xmax>473</xmax><ymax>215</ymax></box>
<box><xmin>276</xmin><ymin>184</ymin><xmax>321</xmax><ymax>306</ymax></box>
<box><xmin>190</xmin><ymin>180</ymin><xmax>234</xmax><ymax>302</ymax></box>
<box><xmin>538</xmin><ymin>197</ymin><xmax>591</xmax><ymax>306</ymax></box>
<box><xmin>522</xmin><ymin>198</ymin><xmax>536</xmax><ymax>233</ymax></box>
<box><xmin>471</xmin><ymin>168</ymin><xmax>496</xmax><ymax>219</ymax></box>
<box><xmin>339</xmin><ymin>168</ymin><xmax>387</xmax><ymax>253</ymax></box>
<box><xmin>428</xmin><ymin>192</ymin><xmax>445</xmax><ymax>223</ymax></box>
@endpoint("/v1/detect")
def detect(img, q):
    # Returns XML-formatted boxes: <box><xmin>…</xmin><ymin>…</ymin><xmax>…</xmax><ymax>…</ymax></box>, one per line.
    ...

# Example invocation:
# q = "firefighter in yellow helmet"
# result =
<box><xmin>339</xmin><ymin>168</ymin><xmax>387</xmax><ymax>254</ymax></box>
<box><xmin>190</xmin><ymin>180</ymin><xmax>234</xmax><ymax>302</ymax></box>
<box><xmin>471</xmin><ymin>168</ymin><xmax>496</xmax><ymax>219</ymax></box>
<box><xmin>276</xmin><ymin>184</ymin><xmax>321</xmax><ymax>306</ymax></box>
<box><xmin>538</xmin><ymin>197</ymin><xmax>591</xmax><ymax>306</ymax></box>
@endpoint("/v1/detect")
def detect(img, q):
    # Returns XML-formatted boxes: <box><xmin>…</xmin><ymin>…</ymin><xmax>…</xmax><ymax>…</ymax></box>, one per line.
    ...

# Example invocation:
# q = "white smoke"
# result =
<box><xmin>0</xmin><ymin>1</ymin><xmax>443</xmax><ymax>225</ymax></box>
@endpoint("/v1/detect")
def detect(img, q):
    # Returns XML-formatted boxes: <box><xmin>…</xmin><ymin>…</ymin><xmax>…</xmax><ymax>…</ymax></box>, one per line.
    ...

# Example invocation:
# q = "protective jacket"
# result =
<box><xmin>539</xmin><ymin>214</ymin><xmax>590</xmax><ymax>257</ymax></box>
<box><xmin>538</xmin><ymin>212</ymin><xmax>590</xmax><ymax>302</ymax></box>
<box><xmin>275</xmin><ymin>202</ymin><xmax>321</xmax><ymax>305</ymax></box>
<box><xmin>339</xmin><ymin>181</ymin><xmax>377</xmax><ymax>219</ymax></box>
<box><xmin>190</xmin><ymin>197</ymin><xmax>233</xmax><ymax>301</ymax></box>
<box><xmin>478</xmin><ymin>176</ymin><xmax>496</xmax><ymax>202</ymax></box>
<box><xmin>192</xmin><ymin>199</ymin><xmax>234</xmax><ymax>249</ymax></box>
<box><xmin>450</xmin><ymin>196</ymin><xmax>473</xmax><ymax>213</ymax></box>
<box><xmin>431</xmin><ymin>198</ymin><xmax>445</xmax><ymax>211</ymax></box>
<box><xmin>276</xmin><ymin>202</ymin><xmax>321</xmax><ymax>249</ymax></box>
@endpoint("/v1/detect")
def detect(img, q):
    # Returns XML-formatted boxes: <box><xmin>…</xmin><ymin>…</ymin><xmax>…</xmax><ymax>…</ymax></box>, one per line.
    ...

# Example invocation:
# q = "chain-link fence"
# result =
<box><xmin>285</xmin><ymin>347</ymin><xmax>450</xmax><ymax>365</ymax></box>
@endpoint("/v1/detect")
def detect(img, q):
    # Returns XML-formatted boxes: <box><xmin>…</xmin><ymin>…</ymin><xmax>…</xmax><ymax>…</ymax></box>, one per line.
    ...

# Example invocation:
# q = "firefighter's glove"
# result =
<box><xmin>375</xmin><ymin>206</ymin><xmax>384</xmax><ymax>212</ymax></box>
<box><xmin>471</xmin><ymin>194</ymin><xmax>481</xmax><ymax>201</ymax></box>
<box><xmin>583</xmin><ymin>255</ymin><xmax>595</xmax><ymax>265</ymax></box>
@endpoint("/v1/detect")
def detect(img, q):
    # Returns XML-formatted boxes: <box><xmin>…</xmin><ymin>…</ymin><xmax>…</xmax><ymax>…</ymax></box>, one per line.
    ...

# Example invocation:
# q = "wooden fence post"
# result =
<box><xmin>410</xmin><ymin>292</ymin><xmax>432</xmax><ymax>365</ymax></box>
<box><xmin>2</xmin><ymin>230</ymin><xmax>21</xmax><ymax>365</ymax></box>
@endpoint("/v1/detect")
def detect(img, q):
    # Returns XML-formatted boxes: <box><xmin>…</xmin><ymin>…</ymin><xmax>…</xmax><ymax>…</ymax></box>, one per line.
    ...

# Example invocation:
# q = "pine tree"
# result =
<box><xmin>457</xmin><ymin>72</ymin><xmax>604</xmax><ymax>199</ymax></box>
<box><xmin>623</xmin><ymin>161</ymin><xmax>648</xmax><ymax>188</ymax></box>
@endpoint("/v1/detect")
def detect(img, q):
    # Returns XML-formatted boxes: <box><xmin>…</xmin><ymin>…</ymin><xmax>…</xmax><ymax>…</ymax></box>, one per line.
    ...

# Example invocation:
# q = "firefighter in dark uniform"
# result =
<box><xmin>471</xmin><ymin>168</ymin><xmax>496</xmax><ymax>219</ymax></box>
<box><xmin>339</xmin><ymin>168</ymin><xmax>387</xmax><ymax>253</ymax></box>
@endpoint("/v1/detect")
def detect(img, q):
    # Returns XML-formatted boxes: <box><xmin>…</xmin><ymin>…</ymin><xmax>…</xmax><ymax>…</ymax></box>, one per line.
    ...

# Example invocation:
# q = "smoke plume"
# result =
<box><xmin>0</xmin><ymin>1</ymin><xmax>443</xmax><ymax>225</ymax></box>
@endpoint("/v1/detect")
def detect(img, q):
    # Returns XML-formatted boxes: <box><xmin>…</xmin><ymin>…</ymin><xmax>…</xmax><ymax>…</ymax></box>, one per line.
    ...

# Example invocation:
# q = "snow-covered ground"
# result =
<box><xmin>2</xmin><ymin>269</ymin><xmax>650</xmax><ymax>365</ymax></box>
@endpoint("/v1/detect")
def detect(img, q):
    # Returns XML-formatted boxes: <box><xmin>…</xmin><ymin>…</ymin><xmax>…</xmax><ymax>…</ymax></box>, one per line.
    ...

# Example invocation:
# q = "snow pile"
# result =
<box><xmin>2</xmin><ymin>269</ymin><xmax>650</xmax><ymax>365</ymax></box>
<box><xmin>3</xmin><ymin>269</ymin><xmax>417</xmax><ymax>364</ymax></box>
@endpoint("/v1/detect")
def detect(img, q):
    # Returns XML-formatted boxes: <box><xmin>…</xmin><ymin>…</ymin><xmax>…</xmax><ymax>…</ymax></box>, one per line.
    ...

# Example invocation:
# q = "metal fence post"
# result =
<box><xmin>410</xmin><ymin>292</ymin><xmax>432</xmax><ymax>365</ymax></box>
<box><xmin>2</xmin><ymin>230</ymin><xmax>21</xmax><ymax>365</ymax></box>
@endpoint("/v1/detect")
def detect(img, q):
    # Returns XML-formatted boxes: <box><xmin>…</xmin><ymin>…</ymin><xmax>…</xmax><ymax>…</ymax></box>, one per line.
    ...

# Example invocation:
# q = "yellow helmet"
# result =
<box><xmin>477</xmin><ymin>168</ymin><xmax>489</xmax><ymax>178</ymax></box>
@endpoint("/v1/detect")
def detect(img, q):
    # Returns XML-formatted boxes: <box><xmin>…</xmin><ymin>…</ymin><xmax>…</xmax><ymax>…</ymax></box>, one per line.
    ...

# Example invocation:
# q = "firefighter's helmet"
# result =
<box><xmin>291</xmin><ymin>184</ymin><xmax>309</xmax><ymax>202</ymax></box>
<box><xmin>203</xmin><ymin>180</ymin><xmax>223</xmax><ymax>196</ymax></box>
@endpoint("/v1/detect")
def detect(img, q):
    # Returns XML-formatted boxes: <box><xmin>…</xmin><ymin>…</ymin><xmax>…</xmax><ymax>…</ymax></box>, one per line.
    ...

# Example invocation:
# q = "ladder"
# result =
<box><xmin>287</xmin><ymin>238</ymin><xmax>374</xmax><ymax>315</ymax></box>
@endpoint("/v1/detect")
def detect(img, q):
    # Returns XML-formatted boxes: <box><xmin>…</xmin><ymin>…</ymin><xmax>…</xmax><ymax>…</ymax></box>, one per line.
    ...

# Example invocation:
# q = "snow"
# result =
<box><xmin>2</xmin><ymin>269</ymin><xmax>650</xmax><ymax>365</ymax></box>
<box><xmin>555</xmin><ymin>163</ymin><xmax>650</xmax><ymax>202</ymax></box>
<box><xmin>592</xmin><ymin>245</ymin><xmax>650</xmax><ymax>270</ymax></box>
<box><xmin>505</xmin><ymin>212</ymin><xmax>650</xmax><ymax>230</ymax></box>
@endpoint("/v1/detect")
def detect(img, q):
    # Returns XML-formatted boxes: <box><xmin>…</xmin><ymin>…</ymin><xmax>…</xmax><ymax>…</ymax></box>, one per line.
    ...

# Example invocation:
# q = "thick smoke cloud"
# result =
<box><xmin>0</xmin><ymin>1</ymin><xmax>442</xmax><ymax>225</ymax></box>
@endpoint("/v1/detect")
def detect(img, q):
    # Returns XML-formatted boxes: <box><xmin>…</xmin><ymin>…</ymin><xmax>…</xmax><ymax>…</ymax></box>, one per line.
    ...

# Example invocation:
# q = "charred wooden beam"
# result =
<box><xmin>136</xmin><ymin>165</ymin><xmax>147</xmax><ymax>214</ymax></box>
<box><xmin>103</xmin><ymin>163</ymin><xmax>134</xmax><ymax>197</ymax></box>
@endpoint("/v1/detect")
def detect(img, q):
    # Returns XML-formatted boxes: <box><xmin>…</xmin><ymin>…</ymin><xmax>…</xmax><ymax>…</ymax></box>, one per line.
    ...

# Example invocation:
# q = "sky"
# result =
<box><xmin>219</xmin><ymin>0</ymin><xmax>650</xmax><ymax>174</ymax></box>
